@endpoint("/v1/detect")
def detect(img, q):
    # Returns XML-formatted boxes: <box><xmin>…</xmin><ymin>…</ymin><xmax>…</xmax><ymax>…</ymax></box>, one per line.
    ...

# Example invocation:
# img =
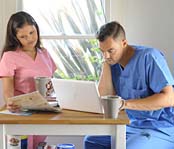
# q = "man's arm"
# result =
<box><xmin>98</xmin><ymin>62</ymin><xmax>115</xmax><ymax>96</ymax></box>
<box><xmin>123</xmin><ymin>85</ymin><xmax>174</xmax><ymax>110</ymax></box>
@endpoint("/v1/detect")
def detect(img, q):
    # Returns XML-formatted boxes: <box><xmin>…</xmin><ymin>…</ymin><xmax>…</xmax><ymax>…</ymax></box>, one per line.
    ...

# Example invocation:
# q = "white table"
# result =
<box><xmin>0</xmin><ymin>109</ymin><xmax>129</xmax><ymax>149</ymax></box>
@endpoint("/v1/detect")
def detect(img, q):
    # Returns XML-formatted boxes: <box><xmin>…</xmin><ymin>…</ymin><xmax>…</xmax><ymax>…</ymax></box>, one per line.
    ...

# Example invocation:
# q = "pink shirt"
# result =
<box><xmin>0</xmin><ymin>48</ymin><xmax>57</xmax><ymax>96</ymax></box>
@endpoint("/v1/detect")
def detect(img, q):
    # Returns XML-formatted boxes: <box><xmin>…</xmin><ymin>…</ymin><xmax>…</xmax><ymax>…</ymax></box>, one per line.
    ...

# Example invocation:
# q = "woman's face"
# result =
<box><xmin>16</xmin><ymin>24</ymin><xmax>38</xmax><ymax>51</ymax></box>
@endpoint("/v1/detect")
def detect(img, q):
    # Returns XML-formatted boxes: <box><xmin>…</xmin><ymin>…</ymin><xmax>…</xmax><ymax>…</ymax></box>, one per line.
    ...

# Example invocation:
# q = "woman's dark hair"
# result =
<box><xmin>96</xmin><ymin>21</ymin><xmax>126</xmax><ymax>42</ymax></box>
<box><xmin>1</xmin><ymin>11</ymin><xmax>41</xmax><ymax>57</ymax></box>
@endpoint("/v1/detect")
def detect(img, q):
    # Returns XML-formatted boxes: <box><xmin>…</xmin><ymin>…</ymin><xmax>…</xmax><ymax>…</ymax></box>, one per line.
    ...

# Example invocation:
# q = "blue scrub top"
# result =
<box><xmin>111</xmin><ymin>45</ymin><xmax>174</xmax><ymax>135</ymax></box>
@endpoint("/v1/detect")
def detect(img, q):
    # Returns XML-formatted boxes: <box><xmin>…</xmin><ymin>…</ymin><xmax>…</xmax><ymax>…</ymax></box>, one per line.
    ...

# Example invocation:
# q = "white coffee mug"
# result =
<box><xmin>34</xmin><ymin>77</ymin><xmax>55</xmax><ymax>98</ymax></box>
<box><xmin>101</xmin><ymin>95</ymin><xmax>122</xmax><ymax>119</ymax></box>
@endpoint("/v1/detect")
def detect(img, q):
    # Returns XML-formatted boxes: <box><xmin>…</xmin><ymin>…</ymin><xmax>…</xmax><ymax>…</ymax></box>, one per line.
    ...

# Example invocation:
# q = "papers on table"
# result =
<box><xmin>0</xmin><ymin>109</ymin><xmax>32</xmax><ymax>116</ymax></box>
<box><xmin>7</xmin><ymin>91</ymin><xmax>61</xmax><ymax>113</ymax></box>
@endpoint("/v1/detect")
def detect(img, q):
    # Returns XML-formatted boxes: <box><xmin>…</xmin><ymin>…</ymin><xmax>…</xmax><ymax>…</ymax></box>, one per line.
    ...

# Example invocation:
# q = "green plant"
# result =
<box><xmin>40</xmin><ymin>0</ymin><xmax>105</xmax><ymax>81</ymax></box>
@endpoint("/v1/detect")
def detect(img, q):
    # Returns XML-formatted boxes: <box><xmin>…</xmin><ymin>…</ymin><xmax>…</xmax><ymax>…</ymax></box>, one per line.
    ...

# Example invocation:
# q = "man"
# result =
<box><xmin>84</xmin><ymin>21</ymin><xmax>174</xmax><ymax>149</ymax></box>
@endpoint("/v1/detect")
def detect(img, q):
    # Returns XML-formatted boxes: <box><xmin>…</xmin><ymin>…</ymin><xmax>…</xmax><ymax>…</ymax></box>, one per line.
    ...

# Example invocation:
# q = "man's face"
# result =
<box><xmin>99</xmin><ymin>37</ymin><xmax>126</xmax><ymax>65</ymax></box>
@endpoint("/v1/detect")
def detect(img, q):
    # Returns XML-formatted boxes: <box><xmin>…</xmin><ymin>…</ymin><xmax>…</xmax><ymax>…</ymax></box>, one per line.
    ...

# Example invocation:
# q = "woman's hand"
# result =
<box><xmin>6</xmin><ymin>101</ymin><xmax>21</xmax><ymax>113</ymax></box>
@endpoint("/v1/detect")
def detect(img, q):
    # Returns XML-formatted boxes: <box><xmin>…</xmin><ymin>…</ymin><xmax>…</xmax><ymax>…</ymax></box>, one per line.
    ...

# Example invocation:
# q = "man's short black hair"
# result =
<box><xmin>96</xmin><ymin>21</ymin><xmax>126</xmax><ymax>42</ymax></box>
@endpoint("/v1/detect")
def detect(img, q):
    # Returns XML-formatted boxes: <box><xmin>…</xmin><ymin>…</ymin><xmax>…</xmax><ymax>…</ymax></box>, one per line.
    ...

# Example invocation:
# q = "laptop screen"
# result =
<box><xmin>52</xmin><ymin>78</ymin><xmax>103</xmax><ymax>113</ymax></box>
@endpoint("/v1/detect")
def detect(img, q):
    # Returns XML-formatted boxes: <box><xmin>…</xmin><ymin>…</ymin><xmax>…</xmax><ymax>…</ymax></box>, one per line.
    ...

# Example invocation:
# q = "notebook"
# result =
<box><xmin>51</xmin><ymin>78</ymin><xmax>104</xmax><ymax>113</ymax></box>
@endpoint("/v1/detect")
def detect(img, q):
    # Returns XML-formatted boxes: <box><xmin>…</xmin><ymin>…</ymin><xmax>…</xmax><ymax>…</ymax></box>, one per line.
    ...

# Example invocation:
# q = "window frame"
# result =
<box><xmin>16</xmin><ymin>0</ymin><xmax>111</xmax><ymax>80</ymax></box>
<box><xmin>17</xmin><ymin>0</ymin><xmax>111</xmax><ymax>40</ymax></box>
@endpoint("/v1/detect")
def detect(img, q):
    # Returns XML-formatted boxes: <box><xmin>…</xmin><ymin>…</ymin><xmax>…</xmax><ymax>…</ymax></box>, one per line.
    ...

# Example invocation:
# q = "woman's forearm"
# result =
<box><xmin>2</xmin><ymin>77</ymin><xmax>14</xmax><ymax>102</ymax></box>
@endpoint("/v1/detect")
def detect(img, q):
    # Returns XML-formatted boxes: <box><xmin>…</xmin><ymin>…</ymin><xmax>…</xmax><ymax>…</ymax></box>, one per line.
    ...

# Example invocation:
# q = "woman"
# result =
<box><xmin>0</xmin><ymin>11</ymin><xmax>57</xmax><ymax>149</ymax></box>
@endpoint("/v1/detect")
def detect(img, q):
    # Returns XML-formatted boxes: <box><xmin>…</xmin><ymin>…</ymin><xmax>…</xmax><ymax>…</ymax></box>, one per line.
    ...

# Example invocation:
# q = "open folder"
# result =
<box><xmin>7</xmin><ymin>91</ymin><xmax>61</xmax><ymax>113</ymax></box>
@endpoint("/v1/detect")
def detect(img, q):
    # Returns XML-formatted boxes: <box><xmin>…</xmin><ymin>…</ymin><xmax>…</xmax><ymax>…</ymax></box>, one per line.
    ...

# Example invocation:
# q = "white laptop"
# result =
<box><xmin>51</xmin><ymin>78</ymin><xmax>104</xmax><ymax>113</ymax></box>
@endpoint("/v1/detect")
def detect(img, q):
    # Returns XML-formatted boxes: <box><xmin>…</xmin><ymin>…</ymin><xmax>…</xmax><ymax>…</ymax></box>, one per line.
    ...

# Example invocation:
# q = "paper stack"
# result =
<box><xmin>8</xmin><ymin>91</ymin><xmax>61</xmax><ymax>113</ymax></box>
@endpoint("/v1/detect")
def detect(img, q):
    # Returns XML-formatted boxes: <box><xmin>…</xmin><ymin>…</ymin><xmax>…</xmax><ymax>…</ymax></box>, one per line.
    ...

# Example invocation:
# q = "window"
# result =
<box><xmin>20</xmin><ymin>0</ymin><xmax>109</xmax><ymax>80</ymax></box>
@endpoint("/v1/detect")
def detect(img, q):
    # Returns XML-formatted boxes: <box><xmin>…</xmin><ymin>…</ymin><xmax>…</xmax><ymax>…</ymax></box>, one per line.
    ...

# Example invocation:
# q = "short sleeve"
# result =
<box><xmin>145</xmin><ymin>50</ymin><xmax>174</xmax><ymax>93</ymax></box>
<box><xmin>0</xmin><ymin>52</ymin><xmax>16</xmax><ymax>77</ymax></box>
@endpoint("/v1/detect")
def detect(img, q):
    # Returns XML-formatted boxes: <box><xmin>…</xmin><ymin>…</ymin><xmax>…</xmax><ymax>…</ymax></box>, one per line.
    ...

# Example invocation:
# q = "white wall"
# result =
<box><xmin>0</xmin><ymin>0</ymin><xmax>4</xmax><ymax>51</ymax></box>
<box><xmin>111</xmin><ymin>0</ymin><xmax>174</xmax><ymax>73</ymax></box>
<box><xmin>0</xmin><ymin>0</ymin><xmax>17</xmax><ymax>51</ymax></box>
